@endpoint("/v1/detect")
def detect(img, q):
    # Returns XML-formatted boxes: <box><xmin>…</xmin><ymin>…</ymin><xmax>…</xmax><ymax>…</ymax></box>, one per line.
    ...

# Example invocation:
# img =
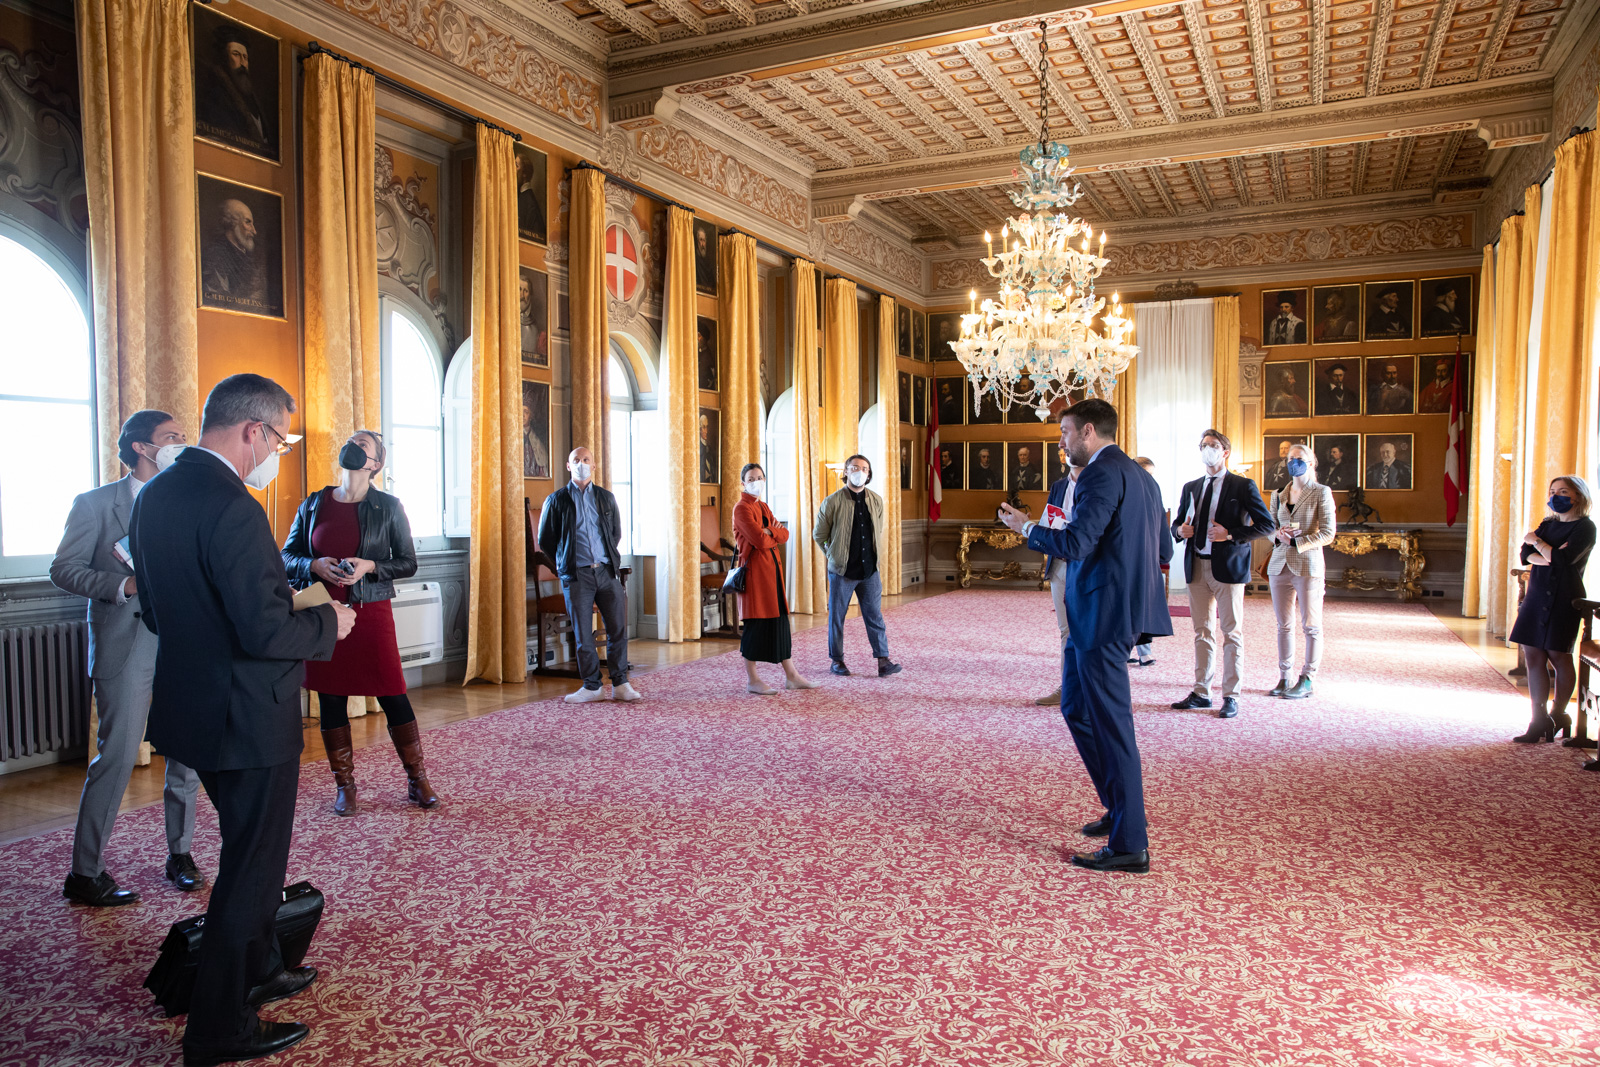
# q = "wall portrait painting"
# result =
<box><xmin>929</xmin><ymin>312</ymin><xmax>962</xmax><ymax>360</ymax></box>
<box><xmin>1311</xmin><ymin>284</ymin><xmax>1362</xmax><ymax>344</ymax></box>
<box><xmin>913</xmin><ymin>310</ymin><xmax>927</xmax><ymax>361</ymax></box>
<box><xmin>1008</xmin><ymin>441</ymin><xmax>1045</xmax><ymax>492</ymax></box>
<box><xmin>1364</xmin><ymin>433</ymin><xmax>1414</xmax><ymax>490</ymax></box>
<box><xmin>1419</xmin><ymin>276</ymin><xmax>1472</xmax><ymax>338</ymax></box>
<box><xmin>699</xmin><ymin>408</ymin><xmax>720</xmax><ymax>485</ymax></box>
<box><xmin>1261</xmin><ymin>434</ymin><xmax>1310</xmax><ymax>493</ymax></box>
<box><xmin>897</xmin><ymin>304</ymin><xmax>911</xmax><ymax>357</ymax></box>
<box><xmin>968</xmin><ymin>441</ymin><xmax>1003</xmax><ymax>491</ymax></box>
<box><xmin>899</xmin><ymin>440</ymin><xmax>912</xmax><ymax>489</ymax></box>
<box><xmin>697</xmin><ymin>316</ymin><xmax>718</xmax><ymax>391</ymax></box>
<box><xmin>1417</xmin><ymin>354</ymin><xmax>1457</xmax><ymax>414</ymax></box>
<box><xmin>519</xmin><ymin>267</ymin><xmax>548</xmax><ymax>367</ymax></box>
<box><xmin>693</xmin><ymin>219</ymin><xmax>717</xmax><ymax>295</ymax></box>
<box><xmin>1312</xmin><ymin>357</ymin><xmax>1361</xmax><ymax>417</ymax></box>
<box><xmin>514</xmin><ymin>144</ymin><xmax>548</xmax><ymax>245</ymax></box>
<box><xmin>521</xmin><ymin>380</ymin><xmax>551</xmax><ymax>479</ymax></box>
<box><xmin>1363</xmin><ymin>280</ymin><xmax>1415</xmax><ymax>341</ymax></box>
<box><xmin>1364</xmin><ymin>355</ymin><xmax>1416</xmax><ymax>416</ymax></box>
<box><xmin>197</xmin><ymin>174</ymin><xmax>284</xmax><ymax>318</ymax></box>
<box><xmin>935</xmin><ymin>376</ymin><xmax>964</xmax><ymax>426</ymax></box>
<box><xmin>912</xmin><ymin>375</ymin><xmax>926</xmax><ymax>426</ymax></box>
<box><xmin>1262</xmin><ymin>288</ymin><xmax>1308</xmax><ymax>346</ymax></box>
<box><xmin>1263</xmin><ymin>361</ymin><xmax>1311</xmax><ymax>419</ymax></box>
<box><xmin>192</xmin><ymin>5</ymin><xmax>280</xmax><ymax>162</ymax></box>
<box><xmin>1312</xmin><ymin>434</ymin><xmax>1360</xmax><ymax>491</ymax></box>
<box><xmin>937</xmin><ymin>443</ymin><xmax>963</xmax><ymax>490</ymax></box>
<box><xmin>897</xmin><ymin>371</ymin><xmax>911</xmax><ymax>421</ymax></box>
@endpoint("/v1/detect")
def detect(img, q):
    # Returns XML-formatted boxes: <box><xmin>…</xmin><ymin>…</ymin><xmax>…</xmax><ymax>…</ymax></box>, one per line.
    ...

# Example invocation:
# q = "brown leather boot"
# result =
<box><xmin>321</xmin><ymin>726</ymin><xmax>357</xmax><ymax>816</ymax></box>
<box><xmin>387</xmin><ymin>720</ymin><xmax>439</xmax><ymax>808</ymax></box>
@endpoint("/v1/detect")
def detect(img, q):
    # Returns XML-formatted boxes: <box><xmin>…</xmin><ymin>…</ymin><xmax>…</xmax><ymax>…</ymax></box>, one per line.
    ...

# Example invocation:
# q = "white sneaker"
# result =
<box><xmin>614</xmin><ymin>682</ymin><xmax>642</xmax><ymax>703</ymax></box>
<box><xmin>563</xmin><ymin>686</ymin><xmax>608</xmax><ymax>704</ymax></box>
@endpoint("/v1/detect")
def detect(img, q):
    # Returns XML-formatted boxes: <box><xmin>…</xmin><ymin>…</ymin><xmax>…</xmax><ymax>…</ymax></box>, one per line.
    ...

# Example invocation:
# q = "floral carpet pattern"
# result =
<box><xmin>1</xmin><ymin>591</ymin><xmax>1598</xmax><ymax>1066</ymax></box>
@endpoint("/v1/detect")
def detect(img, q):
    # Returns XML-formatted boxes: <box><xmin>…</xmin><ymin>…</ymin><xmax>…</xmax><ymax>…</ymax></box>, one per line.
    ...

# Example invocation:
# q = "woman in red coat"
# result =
<box><xmin>734</xmin><ymin>463</ymin><xmax>817</xmax><ymax>694</ymax></box>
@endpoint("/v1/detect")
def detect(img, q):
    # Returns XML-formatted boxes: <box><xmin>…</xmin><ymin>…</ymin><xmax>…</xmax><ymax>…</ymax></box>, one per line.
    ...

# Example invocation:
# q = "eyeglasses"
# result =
<box><xmin>260</xmin><ymin>423</ymin><xmax>298</xmax><ymax>456</ymax></box>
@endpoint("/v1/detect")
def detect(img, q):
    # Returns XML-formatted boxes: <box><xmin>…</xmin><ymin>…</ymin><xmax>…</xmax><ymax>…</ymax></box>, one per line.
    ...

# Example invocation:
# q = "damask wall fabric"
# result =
<box><xmin>569</xmin><ymin>168</ymin><xmax>609</xmax><ymax>480</ymax></box>
<box><xmin>1530</xmin><ymin>132</ymin><xmax>1600</xmax><ymax>521</ymax></box>
<box><xmin>75</xmin><ymin>0</ymin><xmax>198</xmax><ymax>481</ymax></box>
<box><xmin>464</xmin><ymin>125</ymin><xmax>526</xmax><ymax>685</ymax></box>
<box><xmin>876</xmin><ymin>295</ymin><xmax>901</xmax><ymax>595</ymax></box>
<box><xmin>717</xmin><ymin>232</ymin><xmax>762</xmax><ymax>543</ymax></box>
<box><xmin>787</xmin><ymin>261</ymin><xmax>826</xmax><ymax>616</ymax></box>
<box><xmin>663</xmin><ymin>207</ymin><xmax>700</xmax><ymax>643</ymax></box>
<box><xmin>823</xmin><ymin>277</ymin><xmax>860</xmax><ymax>474</ymax></box>
<box><xmin>1463</xmin><ymin>243</ymin><xmax>1497</xmax><ymax>619</ymax></box>
<box><xmin>301</xmin><ymin>55</ymin><xmax>380</xmax><ymax>490</ymax></box>
<box><xmin>1210</xmin><ymin>295</ymin><xmax>1241</xmax><ymax>456</ymax></box>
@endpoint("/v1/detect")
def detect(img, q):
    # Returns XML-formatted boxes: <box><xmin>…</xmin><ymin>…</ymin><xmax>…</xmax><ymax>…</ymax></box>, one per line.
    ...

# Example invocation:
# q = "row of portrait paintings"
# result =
<box><xmin>932</xmin><ymin>441</ymin><xmax>1067</xmax><ymax>492</ymax></box>
<box><xmin>1262</xmin><ymin>434</ymin><xmax>1415</xmax><ymax>493</ymax></box>
<box><xmin>896</xmin><ymin>308</ymin><xmax>970</xmax><ymax>361</ymax></box>
<box><xmin>900</xmin><ymin>374</ymin><xmax>1070</xmax><ymax>426</ymax></box>
<box><xmin>1264</xmin><ymin>353</ymin><xmax>1459</xmax><ymax>419</ymax></box>
<box><xmin>1261</xmin><ymin>277</ymin><xmax>1472</xmax><ymax>346</ymax></box>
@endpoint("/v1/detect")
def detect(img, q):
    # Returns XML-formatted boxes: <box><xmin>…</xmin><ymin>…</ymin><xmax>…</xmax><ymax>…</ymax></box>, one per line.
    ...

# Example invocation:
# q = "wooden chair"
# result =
<box><xmin>525</xmin><ymin>497</ymin><xmax>632</xmax><ymax>677</ymax></box>
<box><xmin>1570</xmin><ymin>598</ymin><xmax>1600</xmax><ymax>750</ymax></box>
<box><xmin>699</xmin><ymin>503</ymin><xmax>740</xmax><ymax>639</ymax></box>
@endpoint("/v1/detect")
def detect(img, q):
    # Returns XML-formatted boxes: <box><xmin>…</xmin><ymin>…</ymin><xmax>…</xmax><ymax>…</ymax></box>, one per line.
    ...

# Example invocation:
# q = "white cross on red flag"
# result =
<box><xmin>605</xmin><ymin>224</ymin><xmax>638</xmax><ymax>301</ymax></box>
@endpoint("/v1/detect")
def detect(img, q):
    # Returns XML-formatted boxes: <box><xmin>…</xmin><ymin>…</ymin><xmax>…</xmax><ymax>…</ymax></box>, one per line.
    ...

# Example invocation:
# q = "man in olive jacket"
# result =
<box><xmin>813</xmin><ymin>455</ymin><xmax>902</xmax><ymax>678</ymax></box>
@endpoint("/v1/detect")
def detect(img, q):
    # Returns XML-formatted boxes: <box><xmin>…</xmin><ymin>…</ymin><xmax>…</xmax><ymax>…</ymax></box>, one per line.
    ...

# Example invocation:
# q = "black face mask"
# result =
<box><xmin>339</xmin><ymin>442</ymin><xmax>370</xmax><ymax>471</ymax></box>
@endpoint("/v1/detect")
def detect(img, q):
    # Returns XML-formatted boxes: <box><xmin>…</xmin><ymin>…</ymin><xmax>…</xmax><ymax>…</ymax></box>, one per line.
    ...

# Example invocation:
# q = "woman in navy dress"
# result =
<box><xmin>1508</xmin><ymin>476</ymin><xmax>1596</xmax><ymax>745</ymax></box>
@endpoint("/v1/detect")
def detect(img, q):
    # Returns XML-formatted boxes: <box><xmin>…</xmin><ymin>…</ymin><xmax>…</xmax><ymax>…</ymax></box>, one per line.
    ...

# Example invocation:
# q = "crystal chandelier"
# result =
<box><xmin>950</xmin><ymin>20</ymin><xmax>1137</xmax><ymax>421</ymax></box>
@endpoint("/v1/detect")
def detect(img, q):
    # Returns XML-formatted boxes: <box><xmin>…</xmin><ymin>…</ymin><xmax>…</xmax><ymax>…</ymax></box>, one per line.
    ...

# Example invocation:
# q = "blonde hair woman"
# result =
<box><xmin>1266</xmin><ymin>443</ymin><xmax>1337</xmax><ymax>699</ymax></box>
<box><xmin>1509</xmin><ymin>476</ymin><xmax>1596</xmax><ymax>746</ymax></box>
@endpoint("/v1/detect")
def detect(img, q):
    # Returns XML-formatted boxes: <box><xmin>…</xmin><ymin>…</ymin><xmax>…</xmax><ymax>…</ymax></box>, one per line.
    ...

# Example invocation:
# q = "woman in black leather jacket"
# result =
<box><xmin>282</xmin><ymin>430</ymin><xmax>440</xmax><ymax>815</ymax></box>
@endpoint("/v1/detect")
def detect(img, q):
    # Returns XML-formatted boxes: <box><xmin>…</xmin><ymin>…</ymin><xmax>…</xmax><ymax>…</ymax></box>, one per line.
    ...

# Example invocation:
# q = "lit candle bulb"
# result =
<box><xmin>969</xmin><ymin>289</ymin><xmax>977</xmax><ymax>315</ymax></box>
<box><xmin>984</xmin><ymin>231</ymin><xmax>992</xmax><ymax>258</ymax></box>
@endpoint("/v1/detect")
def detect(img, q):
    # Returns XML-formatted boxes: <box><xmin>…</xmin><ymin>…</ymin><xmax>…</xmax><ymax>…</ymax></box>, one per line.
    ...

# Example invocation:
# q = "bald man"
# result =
<box><xmin>202</xmin><ymin>198</ymin><xmax>267</xmax><ymax>308</ymax></box>
<box><xmin>536</xmin><ymin>448</ymin><xmax>639</xmax><ymax>704</ymax></box>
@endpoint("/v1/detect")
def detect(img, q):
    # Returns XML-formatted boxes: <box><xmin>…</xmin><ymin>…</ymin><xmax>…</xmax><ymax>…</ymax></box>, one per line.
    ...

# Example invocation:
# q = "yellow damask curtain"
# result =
<box><xmin>876</xmin><ymin>295</ymin><xmax>901</xmax><ymax>594</ymax></box>
<box><xmin>1210</xmin><ymin>295</ymin><xmax>1241</xmax><ymax>449</ymax></box>
<box><xmin>463</xmin><ymin>126</ymin><xmax>525</xmax><ymax>684</ymax></box>
<box><xmin>663</xmin><ymin>208</ymin><xmax>700</xmax><ymax>642</ymax></box>
<box><xmin>301</xmin><ymin>54</ymin><xmax>379</xmax><ymax>487</ymax></box>
<box><xmin>718</xmin><ymin>232</ymin><xmax>762</xmax><ymax>539</ymax></box>
<box><xmin>1112</xmin><ymin>357</ymin><xmax>1138</xmax><ymax>455</ymax></box>
<box><xmin>570</xmin><ymin>167</ymin><xmax>609</xmax><ymax>480</ymax></box>
<box><xmin>788</xmin><ymin>261</ymin><xmax>826</xmax><ymax>615</ymax></box>
<box><xmin>1529</xmin><ymin>131</ymin><xmax>1600</xmax><ymax>518</ymax></box>
<box><xmin>1463</xmin><ymin>243</ymin><xmax>1497</xmax><ymax>618</ymax></box>
<box><xmin>77</xmin><ymin>0</ymin><xmax>198</xmax><ymax>480</ymax></box>
<box><xmin>823</xmin><ymin>277</ymin><xmax>860</xmax><ymax>470</ymax></box>
<box><xmin>1486</xmin><ymin>189</ymin><xmax>1540</xmax><ymax>637</ymax></box>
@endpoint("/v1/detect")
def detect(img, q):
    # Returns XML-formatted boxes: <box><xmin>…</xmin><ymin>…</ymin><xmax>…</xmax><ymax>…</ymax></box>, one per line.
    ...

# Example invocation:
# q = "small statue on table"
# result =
<box><xmin>999</xmin><ymin>487</ymin><xmax>1031</xmax><ymax>524</ymax></box>
<box><xmin>1341</xmin><ymin>485</ymin><xmax>1382</xmax><ymax>528</ymax></box>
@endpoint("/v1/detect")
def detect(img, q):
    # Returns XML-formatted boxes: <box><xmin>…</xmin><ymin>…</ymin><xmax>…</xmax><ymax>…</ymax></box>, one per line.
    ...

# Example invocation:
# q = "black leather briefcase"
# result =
<box><xmin>144</xmin><ymin>881</ymin><xmax>325</xmax><ymax>1017</ymax></box>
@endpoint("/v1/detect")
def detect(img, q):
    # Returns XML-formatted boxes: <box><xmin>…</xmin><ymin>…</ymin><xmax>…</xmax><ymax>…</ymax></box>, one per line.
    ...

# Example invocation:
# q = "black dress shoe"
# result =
<box><xmin>1217</xmin><ymin>697</ymin><xmax>1240</xmax><ymax>718</ymax></box>
<box><xmin>1584</xmin><ymin>759</ymin><xmax>1600</xmax><ymax>772</ymax></box>
<box><xmin>184</xmin><ymin>1020</ymin><xmax>310</xmax><ymax>1066</ymax></box>
<box><xmin>165</xmin><ymin>853</ymin><xmax>205</xmax><ymax>892</ymax></box>
<box><xmin>1268</xmin><ymin>677</ymin><xmax>1290</xmax><ymax>697</ymax></box>
<box><xmin>63</xmin><ymin>871</ymin><xmax>140</xmax><ymax>907</ymax></box>
<box><xmin>830</xmin><ymin>660</ymin><xmax>851</xmax><ymax>676</ymax></box>
<box><xmin>877</xmin><ymin>657</ymin><xmax>902</xmax><ymax>677</ymax></box>
<box><xmin>1070</xmin><ymin>846</ymin><xmax>1150</xmax><ymax>873</ymax></box>
<box><xmin>1080</xmin><ymin>814</ymin><xmax>1112</xmax><ymax>837</ymax></box>
<box><xmin>1170</xmin><ymin>693</ymin><xmax>1212</xmax><ymax>710</ymax></box>
<box><xmin>1138</xmin><ymin>658</ymin><xmax>1156</xmax><ymax>667</ymax></box>
<box><xmin>247</xmin><ymin>966</ymin><xmax>318</xmax><ymax>1008</ymax></box>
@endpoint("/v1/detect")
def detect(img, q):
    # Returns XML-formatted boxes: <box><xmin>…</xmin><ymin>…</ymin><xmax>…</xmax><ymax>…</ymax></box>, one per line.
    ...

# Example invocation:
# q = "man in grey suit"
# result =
<box><xmin>51</xmin><ymin>410</ymin><xmax>205</xmax><ymax>906</ymax></box>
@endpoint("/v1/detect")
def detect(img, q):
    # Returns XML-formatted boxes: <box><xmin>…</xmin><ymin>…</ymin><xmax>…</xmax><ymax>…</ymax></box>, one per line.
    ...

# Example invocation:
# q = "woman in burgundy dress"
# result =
<box><xmin>282</xmin><ymin>431</ymin><xmax>439</xmax><ymax>814</ymax></box>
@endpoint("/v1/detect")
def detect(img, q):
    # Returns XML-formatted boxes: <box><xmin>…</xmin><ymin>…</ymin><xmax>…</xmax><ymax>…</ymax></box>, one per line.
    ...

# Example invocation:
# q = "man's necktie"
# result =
<box><xmin>1197</xmin><ymin>476</ymin><xmax>1216</xmax><ymax>554</ymax></box>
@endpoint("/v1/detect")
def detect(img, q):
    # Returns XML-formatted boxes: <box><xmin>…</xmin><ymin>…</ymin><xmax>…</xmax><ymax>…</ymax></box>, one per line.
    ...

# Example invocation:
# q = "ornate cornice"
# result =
<box><xmin>822</xmin><ymin>217</ymin><xmax>922</xmax><ymax>291</ymax></box>
<box><xmin>628</xmin><ymin>124</ymin><xmax>811</xmax><ymax>232</ymax></box>
<box><xmin>319</xmin><ymin>0</ymin><xmax>603</xmax><ymax>133</ymax></box>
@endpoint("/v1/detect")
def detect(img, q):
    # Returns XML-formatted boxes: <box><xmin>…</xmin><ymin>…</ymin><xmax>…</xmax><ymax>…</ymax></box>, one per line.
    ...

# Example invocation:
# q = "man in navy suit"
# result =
<box><xmin>1169</xmin><ymin>429</ymin><xmax>1275</xmax><ymax>719</ymax></box>
<box><xmin>1000</xmin><ymin>399</ymin><xmax>1172</xmax><ymax>873</ymax></box>
<box><xmin>1033</xmin><ymin>460</ymin><xmax>1079</xmax><ymax>706</ymax></box>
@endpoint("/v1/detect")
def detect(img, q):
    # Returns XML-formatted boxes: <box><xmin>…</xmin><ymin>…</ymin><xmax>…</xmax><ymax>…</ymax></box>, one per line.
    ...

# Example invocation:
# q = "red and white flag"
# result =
<box><xmin>926</xmin><ymin>381</ymin><xmax>942</xmax><ymax>523</ymax></box>
<box><xmin>1444</xmin><ymin>335</ymin><xmax>1467</xmax><ymax>526</ymax></box>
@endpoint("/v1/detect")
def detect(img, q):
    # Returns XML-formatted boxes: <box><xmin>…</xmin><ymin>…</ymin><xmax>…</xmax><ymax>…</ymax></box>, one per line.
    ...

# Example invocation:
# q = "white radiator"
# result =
<box><xmin>392</xmin><ymin>582</ymin><xmax>444</xmax><ymax>667</ymax></box>
<box><xmin>1</xmin><ymin>622</ymin><xmax>91</xmax><ymax>761</ymax></box>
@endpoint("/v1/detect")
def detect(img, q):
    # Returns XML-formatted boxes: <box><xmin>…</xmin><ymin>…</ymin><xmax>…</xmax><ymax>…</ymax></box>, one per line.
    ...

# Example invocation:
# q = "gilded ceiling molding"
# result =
<box><xmin>629</xmin><ymin>124</ymin><xmax>810</xmax><ymax>232</ymax></box>
<box><xmin>321</xmin><ymin>0</ymin><xmax>602</xmax><ymax>133</ymax></box>
<box><xmin>929</xmin><ymin>212</ymin><xmax>1475</xmax><ymax>291</ymax></box>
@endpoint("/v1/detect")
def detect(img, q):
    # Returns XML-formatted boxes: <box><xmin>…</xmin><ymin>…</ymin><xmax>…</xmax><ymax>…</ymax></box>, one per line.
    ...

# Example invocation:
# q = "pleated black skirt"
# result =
<box><xmin>740</xmin><ymin>552</ymin><xmax>792</xmax><ymax>663</ymax></box>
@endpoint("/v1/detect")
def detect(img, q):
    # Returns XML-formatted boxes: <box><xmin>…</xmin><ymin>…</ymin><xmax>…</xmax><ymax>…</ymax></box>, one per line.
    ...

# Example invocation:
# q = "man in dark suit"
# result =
<box><xmin>1170</xmin><ymin>430</ymin><xmax>1275</xmax><ymax>719</ymax></box>
<box><xmin>1012</xmin><ymin>444</ymin><xmax>1043</xmax><ymax>490</ymax></box>
<box><xmin>1316</xmin><ymin>362</ymin><xmax>1359</xmax><ymax>416</ymax></box>
<box><xmin>1000</xmin><ymin>399</ymin><xmax>1173</xmax><ymax>873</ymax></box>
<box><xmin>131</xmin><ymin>374</ymin><xmax>354</xmax><ymax>1066</ymax></box>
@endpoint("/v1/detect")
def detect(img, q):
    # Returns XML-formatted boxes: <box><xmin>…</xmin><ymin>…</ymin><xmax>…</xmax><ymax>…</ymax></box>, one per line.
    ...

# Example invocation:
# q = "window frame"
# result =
<box><xmin>0</xmin><ymin>219</ymin><xmax>95</xmax><ymax>579</ymax></box>
<box><xmin>377</xmin><ymin>288</ymin><xmax>448</xmax><ymax>552</ymax></box>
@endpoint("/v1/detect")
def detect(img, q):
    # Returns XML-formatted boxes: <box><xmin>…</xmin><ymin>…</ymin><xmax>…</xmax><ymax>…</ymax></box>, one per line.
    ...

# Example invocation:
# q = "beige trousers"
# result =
<box><xmin>1188</xmin><ymin>557</ymin><xmax>1244</xmax><ymax>700</ymax></box>
<box><xmin>1049</xmin><ymin>558</ymin><xmax>1069</xmax><ymax>648</ymax></box>
<box><xmin>1269</xmin><ymin>570</ymin><xmax>1325</xmax><ymax>679</ymax></box>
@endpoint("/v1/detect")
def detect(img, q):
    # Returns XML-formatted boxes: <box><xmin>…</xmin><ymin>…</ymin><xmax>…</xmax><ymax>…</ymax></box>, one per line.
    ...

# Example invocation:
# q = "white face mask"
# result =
<box><xmin>1199</xmin><ymin>445</ymin><xmax>1224</xmax><ymax>469</ymax></box>
<box><xmin>242</xmin><ymin>430</ymin><xmax>281</xmax><ymax>490</ymax></box>
<box><xmin>154</xmin><ymin>444</ymin><xmax>185</xmax><ymax>472</ymax></box>
<box><xmin>847</xmin><ymin>469</ymin><xmax>868</xmax><ymax>488</ymax></box>
<box><xmin>744</xmin><ymin>479</ymin><xmax>765</xmax><ymax>497</ymax></box>
<box><xmin>572</xmin><ymin>462</ymin><xmax>592</xmax><ymax>483</ymax></box>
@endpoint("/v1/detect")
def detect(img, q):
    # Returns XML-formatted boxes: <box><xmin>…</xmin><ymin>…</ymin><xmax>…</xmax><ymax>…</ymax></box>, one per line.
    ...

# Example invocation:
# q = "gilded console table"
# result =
<box><xmin>1327</xmin><ymin>529</ymin><xmax>1425</xmax><ymax>601</ymax></box>
<box><xmin>957</xmin><ymin>525</ymin><xmax>1048</xmax><ymax>589</ymax></box>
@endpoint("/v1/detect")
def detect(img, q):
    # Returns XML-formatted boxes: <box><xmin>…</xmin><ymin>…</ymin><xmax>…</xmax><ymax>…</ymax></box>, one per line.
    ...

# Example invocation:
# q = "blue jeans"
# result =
<box><xmin>827</xmin><ymin>571</ymin><xmax>889</xmax><ymax>662</ymax></box>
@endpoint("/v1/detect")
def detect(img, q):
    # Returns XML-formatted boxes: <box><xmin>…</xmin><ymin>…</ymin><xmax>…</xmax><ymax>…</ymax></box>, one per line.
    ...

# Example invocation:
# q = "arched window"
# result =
<box><xmin>442</xmin><ymin>338</ymin><xmax>472</xmax><ymax>538</ymax></box>
<box><xmin>764</xmin><ymin>387</ymin><xmax>795</xmax><ymax>525</ymax></box>
<box><xmin>0</xmin><ymin>230</ymin><xmax>93</xmax><ymax>576</ymax></box>
<box><xmin>608</xmin><ymin>347</ymin><xmax>635</xmax><ymax>556</ymax></box>
<box><xmin>379</xmin><ymin>296</ymin><xmax>444</xmax><ymax>545</ymax></box>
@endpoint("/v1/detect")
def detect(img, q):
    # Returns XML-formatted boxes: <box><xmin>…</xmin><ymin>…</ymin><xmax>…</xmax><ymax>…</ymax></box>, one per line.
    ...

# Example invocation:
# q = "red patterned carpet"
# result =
<box><xmin>3</xmin><ymin>590</ymin><xmax>1598</xmax><ymax>1066</ymax></box>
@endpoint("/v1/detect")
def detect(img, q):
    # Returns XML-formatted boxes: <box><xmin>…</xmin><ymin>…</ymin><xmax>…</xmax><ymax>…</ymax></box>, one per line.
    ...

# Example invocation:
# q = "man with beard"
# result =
<box><xmin>196</xmin><ymin>29</ymin><xmax>268</xmax><ymax>153</ymax></box>
<box><xmin>1369</xmin><ymin>361</ymin><xmax>1414</xmax><ymax>415</ymax></box>
<box><xmin>1315</xmin><ymin>289</ymin><xmax>1359</xmax><ymax>343</ymax></box>
<box><xmin>1316</xmin><ymin>362</ymin><xmax>1359</xmax><ymax>416</ymax></box>
<box><xmin>694</xmin><ymin>224</ymin><xmax>716</xmax><ymax>292</ymax></box>
<box><xmin>1266</xmin><ymin>366</ymin><xmax>1307</xmax><ymax>417</ymax></box>
<box><xmin>520</xmin><ymin>273</ymin><xmax>547</xmax><ymax>365</ymax></box>
<box><xmin>1321</xmin><ymin>443</ymin><xmax>1357</xmax><ymax>490</ymax></box>
<box><xmin>522</xmin><ymin>392</ymin><xmax>550</xmax><ymax>479</ymax></box>
<box><xmin>202</xmin><ymin>199</ymin><xmax>267</xmax><ymax>310</ymax></box>
<box><xmin>516</xmin><ymin>152</ymin><xmax>545</xmax><ymax>243</ymax></box>
<box><xmin>936</xmin><ymin>379</ymin><xmax>963</xmax><ymax>427</ymax></box>
<box><xmin>1264</xmin><ymin>292</ymin><xmax>1305</xmax><ymax>346</ymax></box>
<box><xmin>1263</xmin><ymin>438</ymin><xmax>1295</xmax><ymax>492</ymax></box>
<box><xmin>1365</xmin><ymin>286</ymin><xmax>1410</xmax><ymax>339</ymax></box>
<box><xmin>1422</xmin><ymin>283</ymin><xmax>1466</xmax><ymax>336</ymax></box>
<box><xmin>1418</xmin><ymin>357</ymin><xmax>1454</xmax><ymax>413</ymax></box>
